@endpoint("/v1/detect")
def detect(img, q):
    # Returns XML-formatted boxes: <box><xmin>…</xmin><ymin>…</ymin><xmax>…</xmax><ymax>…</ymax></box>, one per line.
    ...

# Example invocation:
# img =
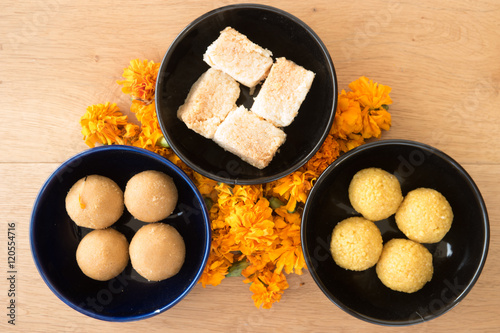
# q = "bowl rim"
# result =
<box><xmin>301</xmin><ymin>139</ymin><xmax>490</xmax><ymax>326</ymax></box>
<box><xmin>29</xmin><ymin>145</ymin><xmax>211</xmax><ymax>322</ymax></box>
<box><xmin>156</xmin><ymin>3</ymin><xmax>337</xmax><ymax>185</ymax></box>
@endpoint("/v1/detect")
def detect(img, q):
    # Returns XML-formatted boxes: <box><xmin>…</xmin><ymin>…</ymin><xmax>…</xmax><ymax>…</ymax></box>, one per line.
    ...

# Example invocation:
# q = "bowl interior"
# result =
<box><xmin>156</xmin><ymin>4</ymin><xmax>336</xmax><ymax>184</ymax></box>
<box><xmin>302</xmin><ymin>140</ymin><xmax>489</xmax><ymax>325</ymax></box>
<box><xmin>30</xmin><ymin>146</ymin><xmax>210</xmax><ymax>321</ymax></box>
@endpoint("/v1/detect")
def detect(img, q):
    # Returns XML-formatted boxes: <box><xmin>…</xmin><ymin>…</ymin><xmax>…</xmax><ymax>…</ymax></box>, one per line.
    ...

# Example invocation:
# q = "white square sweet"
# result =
<box><xmin>203</xmin><ymin>27</ymin><xmax>273</xmax><ymax>89</ymax></box>
<box><xmin>177</xmin><ymin>68</ymin><xmax>240</xmax><ymax>139</ymax></box>
<box><xmin>213</xmin><ymin>106</ymin><xmax>286</xmax><ymax>169</ymax></box>
<box><xmin>251</xmin><ymin>57</ymin><xmax>315</xmax><ymax>127</ymax></box>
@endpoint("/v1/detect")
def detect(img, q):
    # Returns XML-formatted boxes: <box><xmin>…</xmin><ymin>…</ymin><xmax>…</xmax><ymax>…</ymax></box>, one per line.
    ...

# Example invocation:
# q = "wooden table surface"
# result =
<box><xmin>1</xmin><ymin>0</ymin><xmax>499</xmax><ymax>331</ymax></box>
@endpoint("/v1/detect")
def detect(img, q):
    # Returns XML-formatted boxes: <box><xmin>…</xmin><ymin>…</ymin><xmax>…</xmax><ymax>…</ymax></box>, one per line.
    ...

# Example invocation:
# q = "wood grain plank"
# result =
<box><xmin>1</xmin><ymin>0</ymin><xmax>499</xmax><ymax>331</ymax></box>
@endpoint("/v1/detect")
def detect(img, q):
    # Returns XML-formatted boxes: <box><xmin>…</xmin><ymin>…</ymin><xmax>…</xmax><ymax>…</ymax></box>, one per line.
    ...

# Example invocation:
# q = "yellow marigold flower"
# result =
<box><xmin>130</xmin><ymin>99</ymin><xmax>156</xmax><ymax>124</ymax></box>
<box><xmin>80</xmin><ymin>102</ymin><xmax>130</xmax><ymax>147</ymax></box>
<box><xmin>130</xmin><ymin>101</ymin><xmax>165</xmax><ymax>150</ymax></box>
<box><xmin>199</xmin><ymin>250</ymin><xmax>232</xmax><ymax>287</ymax></box>
<box><xmin>226</xmin><ymin>198</ymin><xmax>277</xmax><ymax>256</ymax></box>
<box><xmin>243</xmin><ymin>253</ymin><xmax>273</xmax><ymax>278</ymax></box>
<box><xmin>247</xmin><ymin>268</ymin><xmax>289</xmax><ymax>309</ymax></box>
<box><xmin>212</xmin><ymin>224</ymin><xmax>239</xmax><ymax>260</ymax></box>
<box><xmin>303</xmin><ymin>134</ymin><xmax>340</xmax><ymax>176</ymax></box>
<box><xmin>335</xmin><ymin>133</ymin><xmax>365</xmax><ymax>153</ymax></box>
<box><xmin>117</xmin><ymin>59</ymin><xmax>160</xmax><ymax>101</ymax></box>
<box><xmin>360</xmin><ymin>105</ymin><xmax>392</xmax><ymax>139</ymax></box>
<box><xmin>348</xmin><ymin>76</ymin><xmax>393</xmax><ymax>110</ymax></box>
<box><xmin>270</xmin><ymin>208</ymin><xmax>305</xmax><ymax>275</ymax></box>
<box><xmin>274</xmin><ymin>206</ymin><xmax>301</xmax><ymax>226</ymax></box>
<box><xmin>123</xmin><ymin>123</ymin><xmax>140</xmax><ymax>140</ymax></box>
<box><xmin>216</xmin><ymin>184</ymin><xmax>264</xmax><ymax>220</ymax></box>
<box><xmin>331</xmin><ymin>89</ymin><xmax>363</xmax><ymax>140</ymax></box>
<box><xmin>192</xmin><ymin>172</ymin><xmax>218</xmax><ymax>200</ymax></box>
<box><xmin>161</xmin><ymin>150</ymin><xmax>194</xmax><ymax>178</ymax></box>
<box><xmin>270</xmin><ymin>171</ymin><xmax>315</xmax><ymax>213</ymax></box>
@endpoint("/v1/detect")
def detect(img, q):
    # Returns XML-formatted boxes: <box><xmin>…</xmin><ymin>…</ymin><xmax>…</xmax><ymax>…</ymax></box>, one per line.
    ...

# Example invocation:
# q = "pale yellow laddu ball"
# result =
<box><xmin>76</xmin><ymin>228</ymin><xmax>129</xmax><ymax>281</ymax></box>
<box><xmin>348</xmin><ymin>168</ymin><xmax>403</xmax><ymax>221</ymax></box>
<box><xmin>124</xmin><ymin>170</ymin><xmax>178</xmax><ymax>223</ymax></box>
<box><xmin>395</xmin><ymin>188</ymin><xmax>453</xmax><ymax>243</ymax></box>
<box><xmin>65</xmin><ymin>175</ymin><xmax>124</xmax><ymax>229</ymax></box>
<box><xmin>330</xmin><ymin>216</ymin><xmax>383</xmax><ymax>271</ymax></box>
<box><xmin>376</xmin><ymin>238</ymin><xmax>433</xmax><ymax>293</ymax></box>
<box><xmin>129</xmin><ymin>223</ymin><xmax>186</xmax><ymax>281</ymax></box>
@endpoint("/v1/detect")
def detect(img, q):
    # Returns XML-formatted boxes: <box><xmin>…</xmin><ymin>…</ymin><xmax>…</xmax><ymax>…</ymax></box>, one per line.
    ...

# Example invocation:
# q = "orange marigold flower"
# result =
<box><xmin>199</xmin><ymin>250</ymin><xmax>232</xmax><ymax>287</ymax></box>
<box><xmin>335</xmin><ymin>133</ymin><xmax>365</xmax><ymax>153</ymax></box>
<box><xmin>130</xmin><ymin>101</ymin><xmax>164</xmax><ymax>150</ymax></box>
<box><xmin>361</xmin><ymin>106</ymin><xmax>392</xmax><ymax>139</ymax></box>
<box><xmin>130</xmin><ymin>99</ymin><xmax>157</xmax><ymax>124</ymax></box>
<box><xmin>226</xmin><ymin>198</ymin><xmax>277</xmax><ymax>256</ymax></box>
<box><xmin>242</xmin><ymin>253</ymin><xmax>273</xmax><ymax>278</ymax></box>
<box><xmin>303</xmin><ymin>134</ymin><xmax>340</xmax><ymax>176</ymax></box>
<box><xmin>270</xmin><ymin>208</ymin><xmax>305</xmax><ymax>275</ymax></box>
<box><xmin>80</xmin><ymin>102</ymin><xmax>131</xmax><ymax>147</ymax></box>
<box><xmin>360</xmin><ymin>105</ymin><xmax>392</xmax><ymax>139</ymax></box>
<box><xmin>117</xmin><ymin>59</ymin><xmax>160</xmax><ymax>102</ymax></box>
<box><xmin>348</xmin><ymin>76</ymin><xmax>393</xmax><ymax>110</ymax></box>
<box><xmin>331</xmin><ymin>89</ymin><xmax>363</xmax><ymax>140</ymax></box>
<box><xmin>123</xmin><ymin>123</ymin><xmax>141</xmax><ymax>140</ymax></box>
<box><xmin>216</xmin><ymin>184</ymin><xmax>264</xmax><ymax>220</ymax></box>
<box><xmin>192</xmin><ymin>172</ymin><xmax>219</xmax><ymax>200</ymax></box>
<box><xmin>270</xmin><ymin>171</ymin><xmax>315</xmax><ymax>213</ymax></box>
<box><xmin>246</xmin><ymin>268</ymin><xmax>289</xmax><ymax>309</ymax></box>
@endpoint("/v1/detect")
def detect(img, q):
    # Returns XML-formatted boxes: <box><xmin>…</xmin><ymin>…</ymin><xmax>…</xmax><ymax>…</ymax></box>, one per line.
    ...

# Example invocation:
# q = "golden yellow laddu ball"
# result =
<box><xmin>395</xmin><ymin>188</ymin><xmax>453</xmax><ymax>243</ymax></box>
<box><xmin>348</xmin><ymin>168</ymin><xmax>403</xmax><ymax>221</ymax></box>
<box><xmin>330</xmin><ymin>216</ymin><xmax>383</xmax><ymax>271</ymax></box>
<box><xmin>376</xmin><ymin>238</ymin><xmax>433</xmax><ymax>293</ymax></box>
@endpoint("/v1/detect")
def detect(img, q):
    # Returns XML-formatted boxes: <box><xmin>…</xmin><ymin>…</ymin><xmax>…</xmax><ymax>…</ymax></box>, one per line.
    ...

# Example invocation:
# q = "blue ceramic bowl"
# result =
<box><xmin>156</xmin><ymin>4</ymin><xmax>337</xmax><ymax>184</ymax></box>
<box><xmin>30</xmin><ymin>145</ymin><xmax>211</xmax><ymax>321</ymax></box>
<box><xmin>301</xmin><ymin>139</ymin><xmax>489</xmax><ymax>326</ymax></box>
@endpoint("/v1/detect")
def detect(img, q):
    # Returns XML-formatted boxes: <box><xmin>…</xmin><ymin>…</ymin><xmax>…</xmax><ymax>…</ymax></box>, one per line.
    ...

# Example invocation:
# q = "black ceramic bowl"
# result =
<box><xmin>30</xmin><ymin>145</ymin><xmax>211</xmax><ymax>321</ymax></box>
<box><xmin>301</xmin><ymin>139</ymin><xmax>489</xmax><ymax>325</ymax></box>
<box><xmin>156</xmin><ymin>4</ymin><xmax>337</xmax><ymax>184</ymax></box>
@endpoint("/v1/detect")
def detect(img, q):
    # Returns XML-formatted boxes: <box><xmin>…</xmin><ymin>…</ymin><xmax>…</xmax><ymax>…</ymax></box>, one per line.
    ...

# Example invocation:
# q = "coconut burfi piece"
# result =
<box><xmin>203</xmin><ymin>27</ymin><xmax>273</xmax><ymax>88</ymax></box>
<box><xmin>251</xmin><ymin>57</ymin><xmax>315</xmax><ymax>127</ymax></box>
<box><xmin>213</xmin><ymin>106</ymin><xmax>286</xmax><ymax>169</ymax></box>
<box><xmin>177</xmin><ymin>68</ymin><xmax>240</xmax><ymax>139</ymax></box>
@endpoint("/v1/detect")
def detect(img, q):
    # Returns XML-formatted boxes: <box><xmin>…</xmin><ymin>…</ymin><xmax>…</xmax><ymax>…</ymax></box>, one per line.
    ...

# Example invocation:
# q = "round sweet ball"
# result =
<box><xmin>330</xmin><ymin>216</ymin><xmax>383</xmax><ymax>271</ymax></box>
<box><xmin>124</xmin><ymin>170</ymin><xmax>178</xmax><ymax>223</ymax></box>
<box><xmin>66</xmin><ymin>175</ymin><xmax>124</xmax><ymax>229</ymax></box>
<box><xmin>348</xmin><ymin>168</ymin><xmax>403</xmax><ymax>221</ymax></box>
<box><xmin>76</xmin><ymin>228</ymin><xmax>129</xmax><ymax>281</ymax></box>
<box><xmin>376</xmin><ymin>238</ymin><xmax>433</xmax><ymax>293</ymax></box>
<box><xmin>395</xmin><ymin>188</ymin><xmax>453</xmax><ymax>243</ymax></box>
<box><xmin>129</xmin><ymin>223</ymin><xmax>186</xmax><ymax>281</ymax></box>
